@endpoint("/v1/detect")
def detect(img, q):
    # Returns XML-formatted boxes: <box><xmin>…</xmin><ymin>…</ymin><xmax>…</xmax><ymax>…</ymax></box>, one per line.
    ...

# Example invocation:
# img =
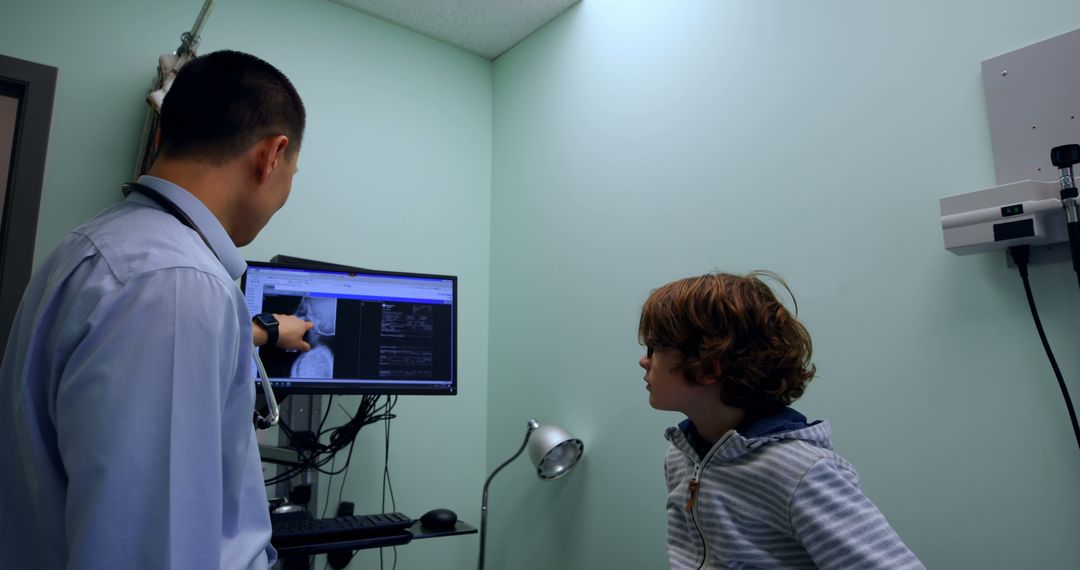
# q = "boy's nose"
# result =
<box><xmin>639</xmin><ymin>355</ymin><xmax>649</xmax><ymax>370</ymax></box>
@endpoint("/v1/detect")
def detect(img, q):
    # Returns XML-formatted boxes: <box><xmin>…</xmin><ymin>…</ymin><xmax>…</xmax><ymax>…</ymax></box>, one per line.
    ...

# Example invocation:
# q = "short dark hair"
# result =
<box><xmin>158</xmin><ymin>50</ymin><xmax>305</xmax><ymax>162</ymax></box>
<box><xmin>638</xmin><ymin>271</ymin><xmax>816</xmax><ymax>414</ymax></box>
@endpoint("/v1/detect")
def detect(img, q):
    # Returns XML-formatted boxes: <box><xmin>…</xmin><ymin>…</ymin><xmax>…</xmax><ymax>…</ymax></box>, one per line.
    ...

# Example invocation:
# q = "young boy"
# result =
<box><xmin>638</xmin><ymin>271</ymin><xmax>924</xmax><ymax>569</ymax></box>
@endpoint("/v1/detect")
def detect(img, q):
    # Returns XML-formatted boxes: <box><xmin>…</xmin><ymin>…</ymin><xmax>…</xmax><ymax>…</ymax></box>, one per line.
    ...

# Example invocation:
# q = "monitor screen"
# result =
<box><xmin>242</xmin><ymin>259</ymin><xmax>457</xmax><ymax>395</ymax></box>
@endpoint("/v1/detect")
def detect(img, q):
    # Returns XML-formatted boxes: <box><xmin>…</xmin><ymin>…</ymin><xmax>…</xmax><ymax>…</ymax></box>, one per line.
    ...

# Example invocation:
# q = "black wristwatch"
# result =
<box><xmin>253</xmin><ymin>313</ymin><xmax>279</xmax><ymax>348</ymax></box>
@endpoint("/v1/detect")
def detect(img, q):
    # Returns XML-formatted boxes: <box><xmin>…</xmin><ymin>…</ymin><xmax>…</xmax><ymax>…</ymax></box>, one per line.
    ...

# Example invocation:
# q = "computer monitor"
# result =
<box><xmin>241</xmin><ymin>258</ymin><xmax>457</xmax><ymax>395</ymax></box>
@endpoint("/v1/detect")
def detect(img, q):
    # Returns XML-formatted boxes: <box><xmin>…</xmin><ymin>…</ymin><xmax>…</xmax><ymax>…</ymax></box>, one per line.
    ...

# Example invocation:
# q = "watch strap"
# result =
<box><xmin>254</xmin><ymin>313</ymin><xmax>279</xmax><ymax>347</ymax></box>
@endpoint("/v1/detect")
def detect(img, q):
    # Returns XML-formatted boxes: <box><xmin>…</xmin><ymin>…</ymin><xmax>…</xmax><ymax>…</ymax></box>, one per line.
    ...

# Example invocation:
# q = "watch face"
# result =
<box><xmin>257</xmin><ymin>313</ymin><xmax>277</xmax><ymax>327</ymax></box>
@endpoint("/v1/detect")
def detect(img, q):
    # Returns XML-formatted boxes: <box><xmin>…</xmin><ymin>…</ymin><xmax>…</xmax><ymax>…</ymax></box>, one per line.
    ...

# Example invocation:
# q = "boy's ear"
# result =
<box><xmin>698</xmin><ymin>360</ymin><xmax>723</xmax><ymax>385</ymax></box>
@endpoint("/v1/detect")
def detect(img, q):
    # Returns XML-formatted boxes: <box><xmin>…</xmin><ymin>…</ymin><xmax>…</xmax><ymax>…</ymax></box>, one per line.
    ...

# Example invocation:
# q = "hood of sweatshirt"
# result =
<box><xmin>665</xmin><ymin>407</ymin><xmax>834</xmax><ymax>462</ymax></box>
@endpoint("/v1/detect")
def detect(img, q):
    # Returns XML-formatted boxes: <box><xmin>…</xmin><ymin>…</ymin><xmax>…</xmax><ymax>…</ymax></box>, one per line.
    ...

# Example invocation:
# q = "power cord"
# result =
<box><xmin>1008</xmin><ymin>245</ymin><xmax>1080</xmax><ymax>450</ymax></box>
<box><xmin>379</xmin><ymin>396</ymin><xmax>399</xmax><ymax>570</ymax></box>
<box><xmin>323</xmin><ymin>395</ymin><xmax>397</xmax><ymax>570</ymax></box>
<box><xmin>264</xmin><ymin>395</ymin><xmax>396</xmax><ymax>487</ymax></box>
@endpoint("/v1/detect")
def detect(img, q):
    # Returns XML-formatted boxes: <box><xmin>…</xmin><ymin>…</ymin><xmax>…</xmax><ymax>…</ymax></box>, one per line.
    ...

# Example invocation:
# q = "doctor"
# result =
<box><xmin>0</xmin><ymin>50</ymin><xmax>306</xmax><ymax>569</ymax></box>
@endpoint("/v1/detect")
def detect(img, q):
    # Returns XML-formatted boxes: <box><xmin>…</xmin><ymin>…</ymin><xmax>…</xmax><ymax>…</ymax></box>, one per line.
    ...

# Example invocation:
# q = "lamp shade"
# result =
<box><xmin>527</xmin><ymin>422</ymin><xmax>584</xmax><ymax>480</ymax></box>
<box><xmin>478</xmin><ymin>419</ymin><xmax>584</xmax><ymax>570</ymax></box>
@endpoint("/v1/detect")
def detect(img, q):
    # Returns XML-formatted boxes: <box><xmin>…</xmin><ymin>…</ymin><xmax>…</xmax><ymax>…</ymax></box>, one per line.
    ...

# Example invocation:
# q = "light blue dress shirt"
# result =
<box><xmin>0</xmin><ymin>176</ymin><xmax>276</xmax><ymax>569</ymax></box>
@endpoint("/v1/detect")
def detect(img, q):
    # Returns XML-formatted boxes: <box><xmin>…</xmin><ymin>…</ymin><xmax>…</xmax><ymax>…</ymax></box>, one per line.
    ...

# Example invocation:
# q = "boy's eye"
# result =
<box><xmin>646</xmin><ymin>346</ymin><xmax>654</xmax><ymax>358</ymax></box>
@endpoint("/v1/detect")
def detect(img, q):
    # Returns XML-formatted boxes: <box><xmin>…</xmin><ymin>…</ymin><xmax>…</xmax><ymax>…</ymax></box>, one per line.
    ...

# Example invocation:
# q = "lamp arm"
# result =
<box><xmin>478</xmin><ymin>423</ymin><xmax>537</xmax><ymax>570</ymax></box>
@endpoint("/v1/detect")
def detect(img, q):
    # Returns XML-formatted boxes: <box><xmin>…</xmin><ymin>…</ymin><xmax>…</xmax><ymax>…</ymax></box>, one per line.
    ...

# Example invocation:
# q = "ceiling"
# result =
<box><xmin>330</xmin><ymin>0</ymin><xmax>581</xmax><ymax>60</ymax></box>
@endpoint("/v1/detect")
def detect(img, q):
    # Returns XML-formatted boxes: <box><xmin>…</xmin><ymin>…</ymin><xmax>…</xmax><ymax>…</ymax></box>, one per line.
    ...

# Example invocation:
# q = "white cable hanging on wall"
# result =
<box><xmin>132</xmin><ymin>0</ymin><xmax>216</xmax><ymax>178</ymax></box>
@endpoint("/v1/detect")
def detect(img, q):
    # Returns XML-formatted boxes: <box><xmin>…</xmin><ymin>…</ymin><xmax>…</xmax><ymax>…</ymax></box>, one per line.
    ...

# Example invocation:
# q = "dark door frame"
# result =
<box><xmin>0</xmin><ymin>54</ymin><xmax>57</xmax><ymax>354</ymax></box>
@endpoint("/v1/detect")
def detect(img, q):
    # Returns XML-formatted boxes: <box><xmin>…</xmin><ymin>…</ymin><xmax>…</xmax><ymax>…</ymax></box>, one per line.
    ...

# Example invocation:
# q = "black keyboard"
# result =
<box><xmin>270</xmin><ymin>510</ymin><xmax>414</xmax><ymax>548</ymax></box>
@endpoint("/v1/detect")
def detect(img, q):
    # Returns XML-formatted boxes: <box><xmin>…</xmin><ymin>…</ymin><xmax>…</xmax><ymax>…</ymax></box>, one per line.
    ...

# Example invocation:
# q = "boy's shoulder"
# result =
<box><xmin>723</xmin><ymin>433</ymin><xmax>860</xmax><ymax>511</ymax></box>
<box><xmin>750</xmin><ymin>435</ymin><xmax>855</xmax><ymax>478</ymax></box>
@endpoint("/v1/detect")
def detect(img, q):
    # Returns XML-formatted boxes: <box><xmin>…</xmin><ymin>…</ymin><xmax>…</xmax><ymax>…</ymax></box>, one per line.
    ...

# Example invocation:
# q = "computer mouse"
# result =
<box><xmin>419</xmin><ymin>508</ymin><xmax>458</xmax><ymax>530</ymax></box>
<box><xmin>272</xmin><ymin>503</ymin><xmax>305</xmax><ymax>515</ymax></box>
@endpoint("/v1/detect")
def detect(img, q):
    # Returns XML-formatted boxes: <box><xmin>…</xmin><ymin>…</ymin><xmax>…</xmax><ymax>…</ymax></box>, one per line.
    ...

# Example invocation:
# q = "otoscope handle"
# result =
<box><xmin>1052</xmin><ymin>145</ymin><xmax>1080</xmax><ymax>289</ymax></box>
<box><xmin>1069</xmin><ymin>221</ymin><xmax>1080</xmax><ymax>289</ymax></box>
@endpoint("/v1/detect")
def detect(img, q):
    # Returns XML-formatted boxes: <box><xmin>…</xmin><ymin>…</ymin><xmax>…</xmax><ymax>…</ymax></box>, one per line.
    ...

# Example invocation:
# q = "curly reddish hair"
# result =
<box><xmin>638</xmin><ymin>271</ymin><xmax>816</xmax><ymax>413</ymax></box>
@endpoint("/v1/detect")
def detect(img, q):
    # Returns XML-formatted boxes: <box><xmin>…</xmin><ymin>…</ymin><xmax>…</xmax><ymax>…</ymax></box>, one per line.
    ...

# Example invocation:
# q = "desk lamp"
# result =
<box><xmin>478</xmin><ymin>419</ymin><xmax>584</xmax><ymax>570</ymax></box>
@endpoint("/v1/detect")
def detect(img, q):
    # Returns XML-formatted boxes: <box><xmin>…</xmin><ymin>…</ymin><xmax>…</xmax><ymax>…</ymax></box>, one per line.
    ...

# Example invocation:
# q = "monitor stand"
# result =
<box><xmin>259</xmin><ymin>393</ymin><xmax>324</xmax><ymax>513</ymax></box>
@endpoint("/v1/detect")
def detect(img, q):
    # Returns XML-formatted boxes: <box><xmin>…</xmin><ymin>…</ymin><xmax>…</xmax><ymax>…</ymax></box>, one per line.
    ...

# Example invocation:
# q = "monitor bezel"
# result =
<box><xmin>242</xmin><ymin>258</ymin><xmax>458</xmax><ymax>396</ymax></box>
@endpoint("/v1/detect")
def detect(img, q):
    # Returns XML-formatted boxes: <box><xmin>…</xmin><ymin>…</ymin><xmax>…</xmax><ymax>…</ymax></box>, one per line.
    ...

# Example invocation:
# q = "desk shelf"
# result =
<box><xmin>275</xmin><ymin>519</ymin><xmax>476</xmax><ymax>558</ymax></box>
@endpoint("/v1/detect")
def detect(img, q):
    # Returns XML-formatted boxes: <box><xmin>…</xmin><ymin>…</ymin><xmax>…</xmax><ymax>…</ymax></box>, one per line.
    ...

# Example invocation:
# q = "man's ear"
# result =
<box><xmin>254</xmin><ymin>135</ymin><xmax>291</xmax><ymax>184</ymax></box>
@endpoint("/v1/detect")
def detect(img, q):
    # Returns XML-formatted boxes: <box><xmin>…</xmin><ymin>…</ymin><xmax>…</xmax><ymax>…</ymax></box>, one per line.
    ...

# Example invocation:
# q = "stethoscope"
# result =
<box><xmin>123</xmin><ymin>182</ymin><xmax>280</xmax><ymax>430</ymax></box>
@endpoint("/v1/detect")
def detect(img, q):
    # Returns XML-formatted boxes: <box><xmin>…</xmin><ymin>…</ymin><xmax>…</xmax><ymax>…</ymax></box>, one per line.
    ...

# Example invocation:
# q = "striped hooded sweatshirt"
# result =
<box><xmin>664</xmin><ymin>408</ymin><xmax>924</xmax><ymax>569</ymax></box>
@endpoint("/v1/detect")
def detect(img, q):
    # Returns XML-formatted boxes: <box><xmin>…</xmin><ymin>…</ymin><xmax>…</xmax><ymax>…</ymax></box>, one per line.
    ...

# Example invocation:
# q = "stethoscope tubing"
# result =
<box><xmin>123</xmin><ymin>182</ymin><xmax>280</xmax><ymax>429</ymax></box>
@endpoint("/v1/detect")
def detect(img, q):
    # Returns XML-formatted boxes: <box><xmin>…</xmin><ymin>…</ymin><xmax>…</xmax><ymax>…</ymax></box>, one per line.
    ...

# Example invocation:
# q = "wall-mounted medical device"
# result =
<box><xmin>939</xmin><ymin>27</ymin><xmax>1080</xmax><ymax>263</ymax></box>
<box><xmin>941</xmin><ymin>179</ymin><xmax>1065</xmax><ymax>255</ymax></box>
<box><xmin>943</xmin><ymin>27</ymin><xmax>1080</xmax><ymax>451</ymax></box>
<box><xmin>941</xmin><ymin>145</ymin><xmax>1080</xmax><ymax>257</ymax></box>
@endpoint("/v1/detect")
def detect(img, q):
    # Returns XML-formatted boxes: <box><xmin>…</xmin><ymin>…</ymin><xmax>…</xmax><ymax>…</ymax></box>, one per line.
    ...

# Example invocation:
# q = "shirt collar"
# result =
<box><xmin>134</xmin><ymin>175</ymin><xmax>248</xmax><ymax>280</ymax></box>
<box><xmin>738</xmin><ymin>407</ymin><xmax>812</xmax><ymax>438</ymax></box>
<box><xmin>677</xmin><ymin>418</ymin><xmax>713</xmax><ymax>460</ymax></box>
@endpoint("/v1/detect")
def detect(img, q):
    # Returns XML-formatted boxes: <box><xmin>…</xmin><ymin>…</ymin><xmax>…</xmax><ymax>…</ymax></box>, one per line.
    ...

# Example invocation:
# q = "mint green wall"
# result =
<box><xmin>8</xmin><ymin>0</ymin><xmax>1080</xmax><ymax>568</ymax></box>
<box><xmin>489</xmin><ymin>1</ymin><xmax>1080</xmax><ymax>569</ymax></box>
<box><xmin>1</xmin><ymin>1</ymin><xmax>490</xmax><ymax>569</ymax></box>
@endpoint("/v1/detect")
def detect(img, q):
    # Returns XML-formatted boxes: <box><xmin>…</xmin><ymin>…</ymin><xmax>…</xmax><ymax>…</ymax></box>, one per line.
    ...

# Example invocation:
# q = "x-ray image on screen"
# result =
<box><xmin>258</xmin><ymin>294</ymin><xmax>336</xmax><ymax>380</ymax></box>
<box><xmin>292</xmin><ymin>296</ymin><xmax>337</xmax><ymax>378</ymax></box>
